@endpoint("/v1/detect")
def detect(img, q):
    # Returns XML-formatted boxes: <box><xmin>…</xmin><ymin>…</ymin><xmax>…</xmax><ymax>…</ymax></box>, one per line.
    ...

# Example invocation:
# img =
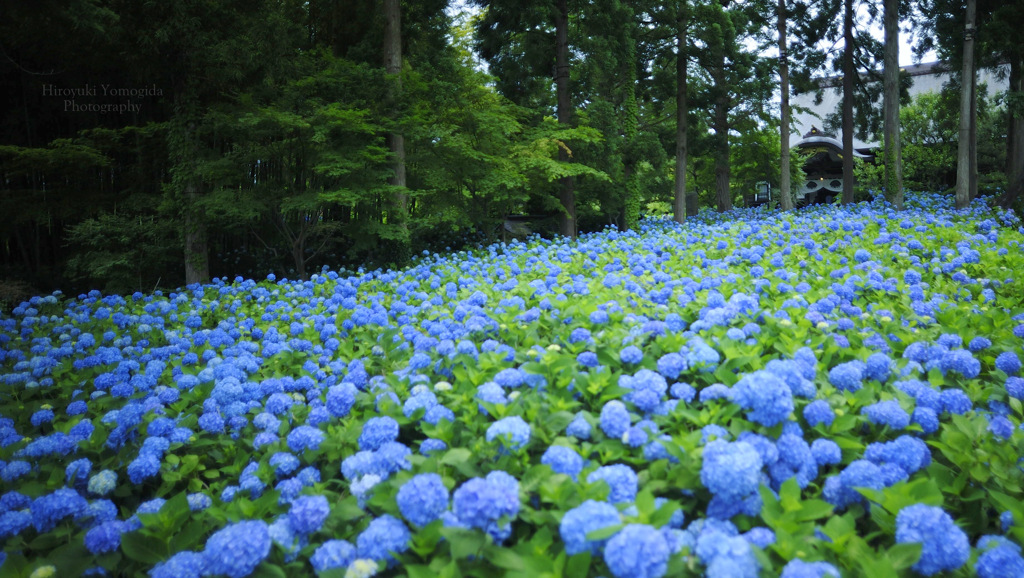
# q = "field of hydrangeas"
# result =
<box><xmin>2</xmin><ymin>192</ymin><xmax>1024</xmax><ymax>578</ymax></box>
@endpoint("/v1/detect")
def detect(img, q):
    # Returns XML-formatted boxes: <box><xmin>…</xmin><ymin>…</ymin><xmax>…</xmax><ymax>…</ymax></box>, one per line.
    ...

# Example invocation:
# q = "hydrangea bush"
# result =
<box><xmin>1</xmin><ymin>192</ymin><xmax>1023</xmax><ymax>577</ymax></box>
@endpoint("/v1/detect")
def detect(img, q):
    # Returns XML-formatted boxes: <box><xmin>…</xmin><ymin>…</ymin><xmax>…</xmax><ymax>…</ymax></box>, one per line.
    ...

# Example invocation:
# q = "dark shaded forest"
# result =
<box><xmin>1</xmin><ymin>0</ymin><xmax>1021</xmax><ymax>299</ymax></box>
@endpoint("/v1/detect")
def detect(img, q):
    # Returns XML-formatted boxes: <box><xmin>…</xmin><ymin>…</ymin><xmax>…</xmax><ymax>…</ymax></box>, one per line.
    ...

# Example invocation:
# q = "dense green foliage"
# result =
<box><xmin>0</xmin><ymin>0</ymin><xmax>1020</xmax><ymax>296</ymax></box>
<box><xmin>1</xmin><ymin>193</ymin><xmax>1023</xmax><ymax>577</ymax></box>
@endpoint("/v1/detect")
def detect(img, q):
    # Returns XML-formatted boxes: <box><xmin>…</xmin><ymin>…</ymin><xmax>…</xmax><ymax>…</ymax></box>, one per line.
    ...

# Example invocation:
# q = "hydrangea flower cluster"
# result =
<box><xmin>396</xmin><ymin>473</ymin><xmax>449</xmax><ymax>528</ymax></box>
<box><xmin>451</xmin><ymin>471</ymin><xmax>520</xmax><ymax>543</ymax></box>
<box><xmin>895</xmin><ymin>504</ymin><xmax>970</xmax><ymax>576</ymax></box>
<box><xmin>1</xmin><ymin>192</ymin><xmax>1023</xmax><ymax>576</ymax></box>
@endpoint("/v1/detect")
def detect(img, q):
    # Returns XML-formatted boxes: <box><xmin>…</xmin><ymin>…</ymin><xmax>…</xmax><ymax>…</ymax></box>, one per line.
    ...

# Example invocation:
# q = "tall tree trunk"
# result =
<box><xmin>883</xmin><ymin>0</ymin><xmax>903</xmax><ymax>210</ymax></box>
<box><xmin>555</xmin><ymin>0</ymin><xmax>576</xmax><ymax>238</ymax></box>
<box><xmin>183</xmin><ymin>186</ymin><xmax>209</xmax><ymax>285</ymax></box>
<box><xmin>841</xmin><ymin>0</ymin><xmax>855</xmax><ymax>204</ymax></box>
<box><xmin>175</xmin><ymin>113</ymin><xmax>210</xmax><ymax>286</ymax></box>
<box><xmin>956</xmin><ymin>0</ymin><xmax>976</xmax><ymax>210</ymax></box>
<box><xmin>623</xmin><ymin>32</ymin><xmax>640</xmax><ymax>231</ymax></box>
<box><xmin>969</xmin><ymin>76</ymin><xmax>978</xmax><ymax>201</ymax></box>
<box><xmin>778</xmin><ymin>0</ymin><xmax>793</xmax><ymax>212</ymax></box>
<box><xmin>712</xmin><ymin>2</ymin><xmax>732</xmax><ymax>213</ymax></box>
<box><xmin>383</xmin><ymin>0</ymin><xmax>408</xmax><ymax>250</ymax></box>
<box><xmin>1002</xmin><ymin>56</ymin><xmax>1024</xmax><ymax>207</ymax></box>
<box><xmin>714</xmin><ymin>95</ymin><xmax>731</xmax><ymax>212</ymax></box>
<box><xmin>292</xmin><ymin>236</ymin><xmax>307</xmax><ymax>281</ymax></box>
<box><xmin>674</xmin><ymin>3</ymin><xmax>689</xmax><ymax>223</ymax></box>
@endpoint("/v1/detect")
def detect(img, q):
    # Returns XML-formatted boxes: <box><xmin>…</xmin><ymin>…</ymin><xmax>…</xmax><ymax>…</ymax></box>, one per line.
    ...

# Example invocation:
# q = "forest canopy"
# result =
<box><xmin>1</xmin><ymin>0</ymin><xmax>1021</xmax><ymax>298</ymax></box>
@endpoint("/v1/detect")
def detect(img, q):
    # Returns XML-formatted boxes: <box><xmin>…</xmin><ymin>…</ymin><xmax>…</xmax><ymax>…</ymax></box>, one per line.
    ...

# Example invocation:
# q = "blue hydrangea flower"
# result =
<box><xmin>731</xmin><ymin>370</ymin><xmax>794</xmax><ymax>427</ymax></box>
<box><xmin>559</xmin><ymin>499</ymin><xmax>622</xmax><ymax>556</ymax></box>
<box><xmin>764</xmin><ymin>359</ymin><xmax>816</xmax><ymax>398</ymax></box>
<box><xmin>65</xmin><ymin>458</ymin><xmax>91</xmax><ymax>486</ymax></box>
<box><xmin>541</xmin><ymin>445</ymin><xmax>585</xmax><ymax>480</ymax></box>
<box><xmin>587</xmin><ymin>464</ymin><xmax>638</xmax><ymax>504</ymax></box>
<box><xmin>995</xmin><ymin>352</ymin><xmax>1021</xmax><ymax>375</ymax></box>
<box><xmin>326</xmin><ymin>383</ymin><xmax>358</xmax><ymax>418</ymax></box>
<box><xmin>1</xmin><ymin>490</ymin><xmax>30</xmax><ymax>511</ymax></box>
<box><xmin>288</xmin><ymin>494</ymin><xmax>330</xmax><ymax>535</ymax></box>
<box><xmin>30</xmin><ymin>408</ymin><xmax>54</xmax><ymax>427</ymax></box>
<box><xmin>477</xmin><ymin>382</ymin><xmax>508</xmax><ymax>407</ymax></box>
<box><xmin>770</xmin><ymin>434</ymin><xmax>818</xmax><ymax>490</ymax></box>
<box><xmin>742</xmin><ymin>527</ymin><xmax>775</xmax><ymax>548</ymax></box>
<box><xmin>286</xmin><ymin>425</ymin><xmax>324</xmax><ymax>453</ymax></box>
<box><xmin>358</xmin><ymin>417</ymin><xmax>399</xmax><ymax>451</ymax></box>
<box><xmin>269</xmin><ymin>453</ymin><xmax>300</xmax><ymax>478</ymax></box>
<box><xmin>356</xmin><ymin>514</ymin><xmax>410</xmax><ymax>567</ymax></box>
<box><xmin>578</xmin><ymin>352</ymin><xmax>599</xmax><ymax>367</ymax></box>
<box><xmin>451</xmin><ymin>471</ymin><xmax>520</xmax><ymax>542</ymax></box>
<box><xmin>202</xmin><ymin>520</ymin><xmax>271</xmax><ymax>578</ymax></box>
<box><xmin>865</xmin><ymin>352</ymin><xmax>892</xmax><ymax>383</ymax></box>
<box><xmin>187</xmin><ymin>493</ymin><xmax>212</xmax><ymax>512</ymax></box>
<box><xmin>810</xmin><ymin>439</ymin><xmax>841</xmax><ymax>466</ymax></box>
<box><xmin>1000</xmin><ymin>511</ymin><xmax>1014</xmax><ymax>532</ymax></box>
<box><xmin>486</xmin><ymin>416</ymin><xmax>531</xmax><ymax>450</ymax></box>
<box><xmin>1007</xmin><ymin>376</ymin><xmax>1024</xmax><ymax>400</ymax></box>
<box><xmin>150</xmin><ymin>551</ymin><xmax>205</xmax><ymax>578</ymax></box>
<box><xmin>700</xmin><ymin>424</ymin><xmax>730</xmax><ymax>445</ymax></box>
<box><xmin>940</xmin><ymin>388</ymin><xmax>972</xmax><ymax>414</ymax></box>
<box><xmin>698</xmin><ymin>383</ymin><xmax>732</xmax><ymax>403</ymax></box>
<box><xmin>374</xmin><ymin>441</ymin><xmax>412</xmax><ymax>476</ymax></box>
<box><xmin>803</xmin><ymin>400</ymin><xmax>835</xmax><ymax>428</ymax></box>
<box><xmin>701</xmin><ymin>440</ymin><xmax>762</xmax><ymax>502</ymax></box>
<box><xmin>396</xmin><ymin>473</ymin><xmax>449</xmax><ymax>528</ymax></box>
<box><xmin>420</xmin><ymin>438</ymin><xmax>447</xmax><ymax>455</ymax></box>
<box><xmin>780</xmin><ymin>559</ymin><xmax>841</xmax><ymax>578</ymax></box>
<box><xmin>657</xmin><ymin>353</ymin><xmax>687</xmax><ymax>379</ymax></box>
<box><xmin>403</xmin><ymin>391</ymin><xmax>437</xmax><ymax>418</ymax></box>
<box><xmin>494</xmin><ymin>368</ymin><xmax>525</xmax><ymax>388</ymax></box>
<box><xmin>603</xmin><ymin>524</ymin><xmax>670</xmax><ymax>578</ymax></box>
<box><xmin>600</xmin><ymin>400</ymin><xmax>631</xmax><ymax>439</ymax></box>
<box><xmin>84</xmin><ymin>520</ymin><xmax>126</xmax><ymax>554</ymax></box>
<box><xmin>623</xmin><ymin>425</ymin><xmax>649</xmax><ymax>447</ymax></box>
<box><xmin>695</xmin><ymin>527</ymin><xmax>759</xmax><ymax>578</ymax></box>
<box><xmin>566</xmin><ymin>412</ymin><xmax>592</xmax><ymax>439</ymax></box>
<box><xmin>310</xmin><ymin>539</ymin><xmax>356</xmax><ymax>574</ymax></box>
<box><xmin>968</xmin><ymin>337</ymin><xmax>991</xmax><ymax>352</ymax></box>
<box><xmin>265</xmin><ymin>392</ymin><xmax>293</xmax><ymax>416</ymax></box>
<box><xmin>620</xmin><ymin>346</ymin><xmax>643</xmax><ymax>364</ymax></box>
<box><xmin>622</xmin><ymin>369</ymin><xmax>668</xmax><ymax>414</ymax></box>
<box><xmin>861</xmin><ymin>400</ymin><xmax>910</xmax><ymax>429</ymax></box>
<box><xmin>975</xmin><ymin>537</ymin><xmax>1024</xmax><ymax>578</ymax></box>
<box><xmin>988</xmin><ymin>415</ymin><xmax>1014</xmax><ymax>439</ymax></box>
<box><xmin>0</xmin><ymin>510</ymin><xmax>32</xmax><ymax>539</ymax></box>
<box><xmin>895</xmin><ymin>504</ymin><xmax>969</xmax><ymax>576</ymax></box>
<box><xmin>127</xmin><ymin>453</ymin><xmax>161</xmax><ymax>484</ymax></box>
<box><xmin>823</xmin><ymin>460</ymin><xmax>884</xmax><ymax>509</ymax></box>
<box><xmin>670</xmin><ymin>382</ymin><xmax>697</xmax><ymax>402</ymax></box>
<box><xmin>939</xmin><ymin>349</ymin><xmax>980</xmax><ymax>379</ymax></box>
<box><xmin>828</xmin><ymin>361</ymin><xmax>865</xmax><ymax>392</ymax></box>
<box><xmin>2</xmin><ymin>462</ymin><xmax>32</xmax><ymax>483</ymax></box>
<box><xmin>32</xmin><ymin>488</ymin><xmax>88</xmax><ymax>532</ymax></box>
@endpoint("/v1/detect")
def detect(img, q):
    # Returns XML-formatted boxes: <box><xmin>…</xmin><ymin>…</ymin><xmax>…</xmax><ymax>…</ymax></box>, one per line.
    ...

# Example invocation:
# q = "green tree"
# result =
<box><xmin>883</xmin><ymin>0</ymin><xmax>905</xmax><ymax>209</ymax></box>
<box><xmin>916</xmin><ymin>0</ymin><xmax>1022</xmax><ymax>207</ymax></box>
<box><xmin>778</xmin><ymin>0</ymin><xmax>795</xmax><ymax>211</ymax></box>
<box><xmin>692</xmin><ymin>0</ymin><xmax>774</xmax><ymax>212</ymax></box>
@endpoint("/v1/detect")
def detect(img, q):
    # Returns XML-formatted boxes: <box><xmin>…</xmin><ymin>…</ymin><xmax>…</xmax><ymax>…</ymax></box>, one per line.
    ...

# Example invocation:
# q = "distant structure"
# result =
<box><xmin>793</xmin><ymin>126</ymin><xmax>870</xmax><ymax>205</ymax></box>
<box><xmin>788</xmin><ymin>61</ymin><xmax>1009</xmax><ymax>204</ymax></box>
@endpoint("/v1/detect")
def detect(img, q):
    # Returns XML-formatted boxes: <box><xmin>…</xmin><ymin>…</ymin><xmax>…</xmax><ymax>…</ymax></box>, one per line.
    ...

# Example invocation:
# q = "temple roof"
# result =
<box><xmin>795</xmin><ymin>128</ymin><xmax>871</xmax><ymax>159</ymax></box>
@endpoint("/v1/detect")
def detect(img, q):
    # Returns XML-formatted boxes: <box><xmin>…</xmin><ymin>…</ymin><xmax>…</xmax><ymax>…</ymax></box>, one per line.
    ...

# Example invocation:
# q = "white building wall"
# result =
<box><xmin>790</xmin><ymin>62</ymin><xmax>1010</xmax><ymax>150</ymax></box>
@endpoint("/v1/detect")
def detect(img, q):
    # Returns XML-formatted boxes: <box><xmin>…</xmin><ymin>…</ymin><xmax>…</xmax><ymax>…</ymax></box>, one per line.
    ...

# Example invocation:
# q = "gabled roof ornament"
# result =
<box><xmin>804</xmin><ymin>126</ymin><xmax>835</xmax><ymax>139</ymax></box>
